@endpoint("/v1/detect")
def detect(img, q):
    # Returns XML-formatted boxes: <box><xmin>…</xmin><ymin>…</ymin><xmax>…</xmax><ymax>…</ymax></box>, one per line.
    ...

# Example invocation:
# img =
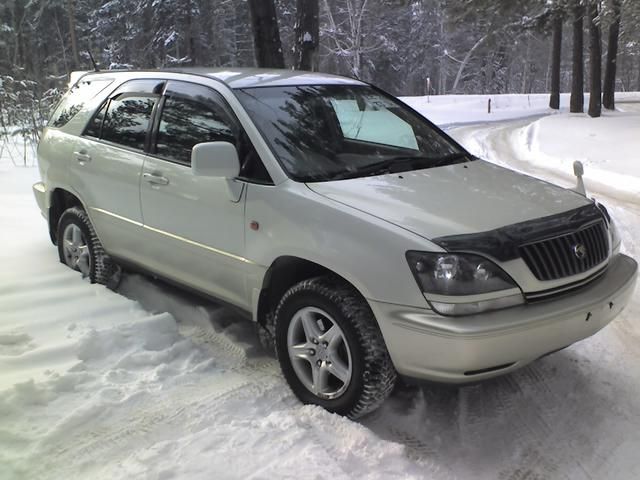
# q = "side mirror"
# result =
<box><xmin>191</xmin><ymin>142</ymin><xmax>240</xmax><ymax>178</ymax></box>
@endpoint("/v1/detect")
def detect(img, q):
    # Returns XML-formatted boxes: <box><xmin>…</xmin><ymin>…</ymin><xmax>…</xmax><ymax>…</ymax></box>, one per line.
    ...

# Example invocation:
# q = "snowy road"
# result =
<box><xmin>2</xmin><ymin>108</ymin><xmax>640</xmax><ymax>479</ymax></box>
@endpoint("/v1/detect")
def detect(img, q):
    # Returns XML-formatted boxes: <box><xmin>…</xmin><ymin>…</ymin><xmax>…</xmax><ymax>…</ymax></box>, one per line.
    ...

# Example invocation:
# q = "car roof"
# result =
<box><xmin>78</xmin><ymin>68</ymin><xmax>366</xmax><ymax>89</ymax></box>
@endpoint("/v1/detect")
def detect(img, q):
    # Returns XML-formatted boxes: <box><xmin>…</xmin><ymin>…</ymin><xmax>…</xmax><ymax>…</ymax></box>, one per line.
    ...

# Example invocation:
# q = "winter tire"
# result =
<box><xmin>57</xmin><ymin>207</ymin><xmax>121</xmax><ymax>288</ymax></box>
<box><xmin>274</xmin><ymin>276</ymin><xmax>396</xmax><ymax>418</ymax></box>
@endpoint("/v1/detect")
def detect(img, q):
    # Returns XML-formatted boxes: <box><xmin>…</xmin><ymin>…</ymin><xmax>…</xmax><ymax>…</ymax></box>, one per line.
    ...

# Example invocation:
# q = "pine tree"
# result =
<box><xmin>570</xmin><ymin>1</ymin><xmax>585</xmax><ymax>113</ymax></box>
<box><xmin>293</xmin><ymin>0</ymin><xmax>319</xmax><ymax>71</ymax></box>
<box><xmin>587</xmin><ymin>0</ymin><xmax>602</xmax><ymax>118</ymax></box>
<box><xmin>65</xmin><ymin>0</ymin><xmax>80</xmax><ymax>69</ymax></box>
<box><xmin>550</xmin><ymin>10</ymin><xmax>563</xmax><ymax>109</ymax></box>
<box><xmin>248</xmin><ymin>0</ymin><xmax>285</xmax><ymax>68</ymax></box>
<box><xmin>602</xmin><ymin>0</ymin><xmax>621</xmax><ymax>110</ymax></box>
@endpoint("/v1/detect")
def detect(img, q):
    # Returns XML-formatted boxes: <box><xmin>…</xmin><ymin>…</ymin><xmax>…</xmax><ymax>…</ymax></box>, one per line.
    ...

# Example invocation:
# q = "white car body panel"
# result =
<box><xmin>71</xmin><ymin>139</ymin><xmax>146</xmax><ymax>259</ymax></box>
<box><xmin>139</xmin><ymin>156</ymin><xmax>249</xmax><ymax>308</ymax></box>
<box><xmin>307</xmin><ymin>160</ymin><xmax>591</xmax><ymax>239</ymax></box>
<box><xmin>244</xmin><ymin>180</ymin><xmax>443</xmax><ymax>308</ymax></box>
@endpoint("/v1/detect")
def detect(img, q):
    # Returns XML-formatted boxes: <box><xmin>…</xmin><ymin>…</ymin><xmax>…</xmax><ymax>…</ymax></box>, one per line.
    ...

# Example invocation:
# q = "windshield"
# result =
<box><xmin>235</xmin><ymin>85</ymin><xmax>471</xmax><ymax>182</ymax></box>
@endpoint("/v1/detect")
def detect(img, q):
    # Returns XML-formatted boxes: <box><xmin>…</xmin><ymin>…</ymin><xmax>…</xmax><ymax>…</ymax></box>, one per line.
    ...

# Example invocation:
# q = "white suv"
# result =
<box><xmin>33</xmin><ymin>68</ymin><xmax>638</xmax><ymax>418</ymax></box>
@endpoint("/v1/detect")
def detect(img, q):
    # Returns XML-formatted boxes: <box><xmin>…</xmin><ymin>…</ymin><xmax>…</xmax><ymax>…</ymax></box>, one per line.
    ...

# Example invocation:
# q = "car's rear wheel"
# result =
<box><xmin>61</xmin><ymin>222</ymin><xmax>92</xmax><ymax>277</ymax></box>
<box><xmin>274</xmin><ymin>276</ymin><xmax>396</xmax><ymax>418</ymax></box>
<box><xmin>57</xmin><ymin>207</ymin><xmax>121</xmax><ymax>287</ymax></box>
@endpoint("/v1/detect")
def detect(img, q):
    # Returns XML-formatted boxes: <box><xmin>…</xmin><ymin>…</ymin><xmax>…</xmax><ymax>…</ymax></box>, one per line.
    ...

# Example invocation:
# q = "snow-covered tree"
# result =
<box><xmin>2</xmin><ymin>0</ymin><xmax>640</xmax><ymax>139</ymax></box>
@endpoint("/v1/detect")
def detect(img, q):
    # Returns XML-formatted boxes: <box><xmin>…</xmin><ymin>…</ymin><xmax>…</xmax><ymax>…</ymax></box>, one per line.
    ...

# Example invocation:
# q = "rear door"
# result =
<box><xmin>138</xmin><ymin>80</ymin><xmax>264</xmax><ymax>308</ymax></box>
<box><xmin>72</xmin><ymin>79</ymin><xmax>164</xmax><ymax>258</ymax></box>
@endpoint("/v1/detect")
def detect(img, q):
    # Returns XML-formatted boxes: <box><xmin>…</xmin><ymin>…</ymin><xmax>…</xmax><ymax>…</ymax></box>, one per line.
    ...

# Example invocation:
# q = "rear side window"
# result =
<box><xmin>49</xmin><ymin>78</ymin><xmax>113</xmax><ymax>128</ymax></box>
<box><xmin>84</xmin><ymin>102</ymin><xmax>108</xmax><ymax>138</ymax></box>
<box><xmin>82</xmin><ymin>79</ymin><xmax>164</xmax><ymax>151</ymax></box>
<box><xmin>101</xmin><ymin>95</ymin><xmax>156</xmax><ymax>151</ymax></box>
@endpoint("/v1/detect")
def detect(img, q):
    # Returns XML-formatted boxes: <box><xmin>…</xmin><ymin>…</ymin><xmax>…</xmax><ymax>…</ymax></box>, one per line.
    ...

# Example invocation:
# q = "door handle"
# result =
<box><xmin>143</xmin><ymin>172</ymin><xmax>170</xmax><ymax>186</ymax></box>
<box><xmin>73</xmin><ymin>151</ymin><xmax>91</xmax><ymax>163</ymax></box>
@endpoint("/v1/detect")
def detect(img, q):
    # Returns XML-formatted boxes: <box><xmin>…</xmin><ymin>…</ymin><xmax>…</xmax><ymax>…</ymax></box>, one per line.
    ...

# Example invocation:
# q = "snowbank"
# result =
<box><xmin>404</xmin><ymin>90</ymin><xmax>640</xmax><ymax>207</ymax></box>
<box><xmin>511</xmin><ymin>110</ymin><xmax>640</xmax><ymax>202</ymax></box>
<box><xmin>401</xmin><ymin>91</ymin><xmax>640</xmax><ymax>127</ymax></box>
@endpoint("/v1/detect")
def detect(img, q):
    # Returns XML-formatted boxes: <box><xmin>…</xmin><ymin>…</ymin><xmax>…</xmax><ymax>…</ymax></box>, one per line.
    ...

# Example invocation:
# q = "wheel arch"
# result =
<box><xmin>256</xmin><ymin>255</ymin><xmax>370</xmax><ymax>328</ymax></box>
<box><xmin>48</xmin><ymin>188</ymin><xmax>85</xmax><ymax>245</ymax></box>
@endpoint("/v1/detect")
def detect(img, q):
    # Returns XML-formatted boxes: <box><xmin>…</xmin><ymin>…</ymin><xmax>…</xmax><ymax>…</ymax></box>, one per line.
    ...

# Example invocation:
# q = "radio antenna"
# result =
<box><xmin>87</xmin><ymin>50</ymin><xmax>100</xmax><ymax>72</ymax></box>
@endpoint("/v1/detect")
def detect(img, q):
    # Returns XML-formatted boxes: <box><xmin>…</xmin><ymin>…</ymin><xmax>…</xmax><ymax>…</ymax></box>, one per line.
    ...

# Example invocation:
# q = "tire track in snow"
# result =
<box><xmin>31</xmin><ymin>348</ymin><xmax>283</xmax><ymax>479</ymax></box>
<box><xmin>3</xmin><ymin>256</ymin><xmax>426</xmax><ymax>479</ymax></box>
<box><xmin>2</xmin><ymin>264</ymin><xmax>285</xmax><ymax>479</ymax></box>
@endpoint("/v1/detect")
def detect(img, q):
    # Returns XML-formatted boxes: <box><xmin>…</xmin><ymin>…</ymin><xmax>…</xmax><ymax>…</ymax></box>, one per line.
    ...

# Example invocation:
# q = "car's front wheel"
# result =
<box><xmin>274</xmin><ymin>276</ymin><xmax>396</xmax><ymax>418</ymax></box>
<box><xmin>57</xmin><ymin>207</ymin><xmax>121</xmax><ymax>287</ymax></box>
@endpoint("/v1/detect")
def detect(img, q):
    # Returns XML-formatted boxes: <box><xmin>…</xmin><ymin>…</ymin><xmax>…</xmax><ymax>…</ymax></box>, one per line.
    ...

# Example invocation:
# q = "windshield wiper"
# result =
<box><xmin>330</xmin><ymin>152</ymin><xmax>470</xmax><ymax>180</ymax></box>
<box><xmin>427</xmin><ymin>152</ymin><xmax>472</xmax><ymax>168</ymax></box>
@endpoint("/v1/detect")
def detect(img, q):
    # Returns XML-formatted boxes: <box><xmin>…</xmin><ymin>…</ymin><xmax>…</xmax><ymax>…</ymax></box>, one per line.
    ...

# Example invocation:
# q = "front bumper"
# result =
<box><xmin>32</xmin><ymin>181</ymin><xmax>48</xmax><ymax>220</ymax></box>
<box><xmin>370</xmin><ymin>253</ymin><xmax>638</xmax><ymax>383</ymax></box>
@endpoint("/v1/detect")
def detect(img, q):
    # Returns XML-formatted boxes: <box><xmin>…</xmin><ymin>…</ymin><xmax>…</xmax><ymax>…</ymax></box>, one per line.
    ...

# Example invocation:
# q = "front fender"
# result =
<box><xmin>244</xmin><ymin>181</ymin><xmax>443</xmax><ymax>308</ymax></box>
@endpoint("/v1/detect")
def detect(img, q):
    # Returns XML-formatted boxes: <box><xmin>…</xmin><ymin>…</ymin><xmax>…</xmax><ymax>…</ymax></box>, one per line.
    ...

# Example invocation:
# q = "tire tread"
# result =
<box><xmin>274</xmin><ymin>275</ymin><xmax>396</xmax><ymax>418</ymax></box>
<box><xmin>57</xmin><ymin>207</ymin><xmax>120</xmax><ymax>287</ymax></box>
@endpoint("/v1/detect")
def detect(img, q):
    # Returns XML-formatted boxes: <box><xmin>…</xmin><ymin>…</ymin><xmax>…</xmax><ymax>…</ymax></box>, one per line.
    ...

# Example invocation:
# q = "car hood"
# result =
<box><xmin>306</xmin><ymin>160</ymin><xmax>591</xmax><ymax>240</ymax></box>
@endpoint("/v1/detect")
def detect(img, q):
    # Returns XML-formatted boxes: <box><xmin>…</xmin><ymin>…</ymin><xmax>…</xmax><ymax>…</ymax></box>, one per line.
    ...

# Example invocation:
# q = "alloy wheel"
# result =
<box><xmin>286</xmin><ymin>306</ymin><xmax>353</xmax><ymax>399</ymax></box>
<box><xmin>62</xmin><ymin>223</ymin><xmax>91</xmax><ymax>277</ymax></box>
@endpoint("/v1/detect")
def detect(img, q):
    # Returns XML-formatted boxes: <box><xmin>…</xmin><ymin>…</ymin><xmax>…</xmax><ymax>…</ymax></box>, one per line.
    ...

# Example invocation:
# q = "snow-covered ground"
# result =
<box><xmin>2</xmin><ymin>94</ymin><xmax>640</xmax><ymax>480</ymax></box>
<box><xmin>400</xmin><ymin>91</ymin><xmax>640</xmax><ymax>127</ymax></box>
<box><xmin>0</xmin><ymin>164</ymin><xmax>426</xmax><ymax>479</ymax></box>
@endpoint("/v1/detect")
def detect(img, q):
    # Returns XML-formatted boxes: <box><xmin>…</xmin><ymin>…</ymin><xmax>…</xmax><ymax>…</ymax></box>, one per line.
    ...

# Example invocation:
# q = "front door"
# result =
<box><xmin>139</xmin><ymin>81</ymin><xmax>250</xmax><ymax>308</ymax></box>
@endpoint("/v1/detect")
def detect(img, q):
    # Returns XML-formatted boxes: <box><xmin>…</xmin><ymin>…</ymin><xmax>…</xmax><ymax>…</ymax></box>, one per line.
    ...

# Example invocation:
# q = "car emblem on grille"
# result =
<box><xmin>573</xmin><ymin>243</ymin><xmax>588</xmax><ymax>260</ymax></box>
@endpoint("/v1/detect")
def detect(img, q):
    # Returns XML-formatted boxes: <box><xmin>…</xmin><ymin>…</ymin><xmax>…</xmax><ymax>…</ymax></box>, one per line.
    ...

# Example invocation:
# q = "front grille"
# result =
<box><xmin>520</xmin><ymin>221</ymin><xmax>609</xmax><ymax>281</ymax></box>
<box><xmin>525</xmin><ymin>266</ymin><xmax>607</xmax><ymax>302</ymax></box>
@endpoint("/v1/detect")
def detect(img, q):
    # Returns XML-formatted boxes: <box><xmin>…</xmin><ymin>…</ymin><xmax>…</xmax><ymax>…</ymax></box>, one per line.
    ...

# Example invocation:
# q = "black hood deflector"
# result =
<box><xmin>432</xmin><ymin>203</ymin><xmax>605</xmax><ymax>261</ymax></box>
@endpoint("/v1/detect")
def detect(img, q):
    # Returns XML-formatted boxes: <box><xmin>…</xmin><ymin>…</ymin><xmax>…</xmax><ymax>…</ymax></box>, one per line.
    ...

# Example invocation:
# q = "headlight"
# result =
<box><xmin>406</xmin><ymin>251</ymin><xmax>524</xmax><ymax>316</ymax></box>
<box><xmin>407</xmin><ymin>252</ymin><xmax>517</xmax><ymax>295</ymax></box>
<box><xmin>610</xmin><ymin>218</ymin><xmax>621</xmax><ymax>255</ymax></box>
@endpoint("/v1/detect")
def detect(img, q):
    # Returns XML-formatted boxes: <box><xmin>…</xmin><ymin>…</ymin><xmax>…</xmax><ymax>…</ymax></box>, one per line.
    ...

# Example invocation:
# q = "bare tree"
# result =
<box><xmin>588</xmin><ymin>1</ymin><xmax>602</xmax><ymax>117</ymax></box>
<box><xmin>603</xmin><ymin>0</ymin><xmax>621</xmax><ymax>109</ymax></box>
<box><xmin>322</xmin><ymin>0</ymin><xmax>383</xmax><ymax>79</ymax></box>
<box><xmin>451</xmin><ymin>33</ymin><xmax>491</xmax><ymax>93</ymax></box>
<box><xmin>448</xmin><ymin>5</ymin><xmax>549</xmax><ymax>95</ymax></box>
<box><xmin>570</xmin><ymin>1</ymin><xmax>584</xmax><ymax>113</ymax></box>
<box><xmin>247</xmin><ymin>0</ymin><xmax>285</xmax><ymax>68</ymax></box>
<box><xmin>294</xmin><ymin>0</ymin><xmax>319</xmax><ymax>70</ymax></box>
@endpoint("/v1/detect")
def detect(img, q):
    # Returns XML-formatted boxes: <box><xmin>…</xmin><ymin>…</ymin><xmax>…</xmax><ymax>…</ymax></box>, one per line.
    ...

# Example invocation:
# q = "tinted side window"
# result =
<box><xmin>157</xmin><ymin>97</ymin><xmax>235</xmax><ymax>164</ymax></box>
<box><xmin>101</xmin><ymin>96</ymin><xmax>156</xmax><ymax>151</ymax></box>
<box><xmin>155</xmin><ymin>82</ymin><xmax>272</xmax><ymax>182</ymax></box>
<box><xmin>49</xmin><ymin>78</ymin><xmax>113</xmax><ymax>128</ymax></box>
